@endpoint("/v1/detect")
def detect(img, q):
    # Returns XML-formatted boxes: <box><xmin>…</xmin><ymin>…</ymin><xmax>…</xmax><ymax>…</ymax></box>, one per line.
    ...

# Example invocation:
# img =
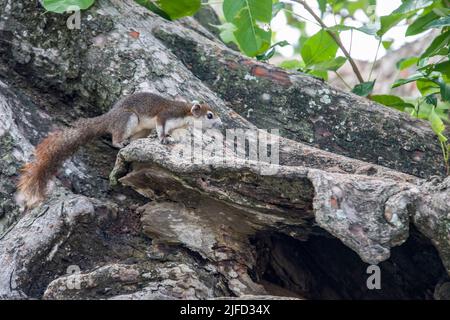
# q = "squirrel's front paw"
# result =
<box><xmin>160</xmin><ymin>136</ymin><xmax>175</xmax><ymax>145</ymax></box>
<box><xmin>113</xmin><ymin>138</ymin><xmax>131</xmax><ymax>149</ymax></box>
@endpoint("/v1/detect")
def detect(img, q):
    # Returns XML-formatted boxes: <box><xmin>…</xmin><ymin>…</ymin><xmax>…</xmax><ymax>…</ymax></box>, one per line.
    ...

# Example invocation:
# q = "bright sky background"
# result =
<box><xmin>271</xmin><ymin>0</ymin><xmax>427</xmax><ymax>61</ymax></box>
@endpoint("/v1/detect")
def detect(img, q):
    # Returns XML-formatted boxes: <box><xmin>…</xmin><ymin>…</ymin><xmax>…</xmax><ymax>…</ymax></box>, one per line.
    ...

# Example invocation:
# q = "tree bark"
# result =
<box><xmin>0</xmin><ymin>0</ymin><xmax>449</xmax><ymax>300</ymax></box>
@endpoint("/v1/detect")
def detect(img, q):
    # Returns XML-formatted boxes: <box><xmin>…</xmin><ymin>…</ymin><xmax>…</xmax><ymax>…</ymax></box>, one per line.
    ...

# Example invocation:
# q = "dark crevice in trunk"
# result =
<box><xmin>250</xmin><ymin>226</ymin><xmax>448</xmax><ymax>299</ymax></box>
<box><xmin>24</xmin><ymin>207</ymin><xmax>150</xmax><ymax>298</ymax></box>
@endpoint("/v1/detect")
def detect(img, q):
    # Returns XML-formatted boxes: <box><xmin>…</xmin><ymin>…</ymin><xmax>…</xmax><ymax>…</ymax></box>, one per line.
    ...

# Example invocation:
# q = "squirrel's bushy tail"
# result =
<box><xmin>17</xmin><ymin>115</ymin><xmax>110</xmax><ymax>208</ymax></box>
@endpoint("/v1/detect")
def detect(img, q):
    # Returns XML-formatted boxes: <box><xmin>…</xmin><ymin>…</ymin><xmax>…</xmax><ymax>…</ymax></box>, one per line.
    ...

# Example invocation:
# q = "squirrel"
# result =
<box><xmin>17</xmin><ymin>92</ymin><xmax>222</xmax><ymax>208</ymax></box>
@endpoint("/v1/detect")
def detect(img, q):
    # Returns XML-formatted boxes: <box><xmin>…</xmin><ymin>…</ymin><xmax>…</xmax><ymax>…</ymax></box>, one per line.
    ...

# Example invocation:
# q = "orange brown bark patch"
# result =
<box><xmin>251</xmin><ymin>65</ymin><xmax>292</xmax><ymax>87</ymax></box>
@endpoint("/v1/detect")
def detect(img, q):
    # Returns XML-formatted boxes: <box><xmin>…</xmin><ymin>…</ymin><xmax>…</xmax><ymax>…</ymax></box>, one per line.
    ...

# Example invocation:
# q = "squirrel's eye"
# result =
<box><xmin>207</xmin><ymin>112</ymin><xmax>213</xmax><ymax>119</ymax></box>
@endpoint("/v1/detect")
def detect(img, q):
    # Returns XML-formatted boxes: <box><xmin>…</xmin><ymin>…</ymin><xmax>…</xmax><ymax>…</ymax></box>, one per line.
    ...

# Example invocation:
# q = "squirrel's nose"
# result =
<box><xmin>213</xmin><ymin>118</ymin><xmax>223</xmax><ymax>128</ymax></box>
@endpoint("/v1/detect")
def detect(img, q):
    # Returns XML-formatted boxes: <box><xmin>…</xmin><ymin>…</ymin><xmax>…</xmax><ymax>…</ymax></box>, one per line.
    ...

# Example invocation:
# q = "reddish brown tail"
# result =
<box><xmin>17</xmin><ymin>115</ymin><xmax>109</xmax><ymax>208</ymax></box>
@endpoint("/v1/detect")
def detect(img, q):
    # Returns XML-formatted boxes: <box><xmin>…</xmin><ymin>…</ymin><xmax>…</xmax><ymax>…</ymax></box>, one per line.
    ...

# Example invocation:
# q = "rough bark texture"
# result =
<box><xmin>0</xmin><ymin>0</ymin><xmax>449</xmax><ymax>300</ymax></box>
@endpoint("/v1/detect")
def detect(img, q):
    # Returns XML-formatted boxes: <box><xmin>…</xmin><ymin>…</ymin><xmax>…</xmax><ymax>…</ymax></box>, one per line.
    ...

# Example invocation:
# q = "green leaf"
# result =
<box><xmin>256</xmin><ymin>40</ymin><xmax>289</xmax><ymax>61</ymax></box>
<box><xmin>392</xmin><ymin>74</ymin><xmax>426</xmax><ymax>88</ymax></box>
<box><xmin>433</xmin><ymin>7</ymin><xmax>450</xmax><ymax>18</ymax></box>
<box><xmin>317</xmin><ymin>0</ymin><xmax>327</xmax><ymax>14</ymax></box>
<box><xmin>438</xmin><ymin>78</ymin><xmax>450</xmax><ymax>102</ymax></box>
<box><xmin>396</xmin><ymin>56</ymin><xmax>419</xmax><ymax>70</ymax></box>
<box><xmin>139</xmin><ymin>0</ymin><xmax>201</xmax><ymax>20</ymax></box>
<box><xmin>347</xmin><ymin>0</ymin><xmax>372</xmax><ymax>15</ymax></box>
<box><xmin>378</xmin><ymin>14</ymin><xmax>405</xmax><ymax>36</ymax></box>
<box><xmin>378</xmin><ymin>0</ymin><xmax>434</xmax><ymax>36</ymax></box>
<box><xmin>352</xmin><ymin>80</ymin><xmax>375</xmax><ymax>97</ymax></box>
<box><xmin>356</xmin><ymin>23</ymin><xmax>380</xmax><ymax>36</ymax></box>
<box><xmin>279</xmin><ymin>59</ymin><xmax>303</xmax><ymax>70</ymax></box>
<box><xmin>216</xmin><ymin>23</ymin><xmax>238</xmax><ymax>44</ymax></box>
<box><xmin>417</xmin><ymin>79</ymin><xmax>440</xmax><ymax>96</ymax></box>
<box><xmin>425</xmin><ymin>16</ymin><xmax>450</xmax><ymax>29</ymax></box>
<box><xmin>435</xmin><ymin>60</ymin><xmax>450</xmax><ymax>78</ymax></box>
<box><xmin>416</xmin><ymin>63</ymin><xmax>436</xmax><ymax>75</ymax></box>
<box><xmin>272</xmin><ymin>2</ymin><xmax>285</xmax><ymax>17</ymax></box>
<box><xmin>429</xmin><ymin>108</ymin><xmax>448</xmax><ymax>143</ymax></box>
<box><xmin>391</xmin><ymin>0</ymin><xmax>433</xmax><ymax>15</ymax></box>
<box><xmin>134</xmin><ymin>0</ymin><xmax>152</xmax><ymax>10</ymax></box>
<box><xmin>425</xmin><ymin>94</ymin><xmax>438</xmax><ymax>107</ymax></box>
<box><xmin>329</xmin><ymin>23</ymin><xmax>379</xmax><ymax>36</ymax></box>
<box><xmin>156</xmin><ymin>0</ymin><xmax>201</xmax><ymax>20</ymax></box>
<box><xmin>301</xmin><ymin>30</ymin><xmax>339</xmax><ymax>67</ymax></box>
<box><xmin>272</xmin><ymin>40</ymin><xmax>290</xmax><ymax>48</ymax></box>
<box><xmin>223</xmin><ymin>0</ymin><xmax>272</xmax><ymax>23</ymax></box>
<box><xmin>42</xmin><ymin>0</ymin><xmax>95</xmax><ymax>13</ymax></box>
<box><xmin>406</xmin><ymin>11</ymin><xmax>439</xmax><ymax>35</ymax></box>
<box><xmin>371</xmin><ymin>94</ymin><xmax>403</xmax><ymax>105</ymax></box>
<box><xmin>418</xmin><ymin>57</ymin><xmax>429</xmax><ymax>68</ymax></box>
<box><xmin>382</xmin><ymin>40</ymin><xmax>393</xmax><ymax>50</ymax></box>
<box><xmin>420</xmin><ymin>31</ymin><xmax>450</xmax><ymax>59</ymax></box>
<box><xmin>233</xmin><ymin>11</ymin><xmax>271</xmax><ymax>56</ymax></box>
<box><xmin>311</xmin><ymin>56</ymin><xmax>347</xmax><ymax>71</ymax></box>
<box><xmin>135</xmin><ymin>0</ymin><xmax>171</xmax><ymax>19</ymax></box>
<box><xmin>371</xmin><ymin>94</ymin><xmax>414</xmax><ymax>111</ymax></box>
<box><xmin>223</xmin><ymin>0</ymin><xmax>273</xmax><ymax>56</ymax></box>
<box><xmin>309</xmin><ymin>69</ymin><xmax>328</xmax><ymax>81</ymax></box>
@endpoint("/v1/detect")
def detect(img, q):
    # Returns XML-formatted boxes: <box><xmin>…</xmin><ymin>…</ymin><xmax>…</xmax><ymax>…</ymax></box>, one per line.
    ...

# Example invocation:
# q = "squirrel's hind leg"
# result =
<box><xmin>112</xmin><ymin>113</ymin><xmax>139</xmax><ymax>148</ymax></box>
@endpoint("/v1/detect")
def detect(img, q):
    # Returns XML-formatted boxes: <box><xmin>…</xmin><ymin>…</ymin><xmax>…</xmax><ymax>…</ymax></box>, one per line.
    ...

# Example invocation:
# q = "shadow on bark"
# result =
<box><xmin>251</xmin><ymin>226</ymin><xmax>448</xmax><ymax>300</ymax></box>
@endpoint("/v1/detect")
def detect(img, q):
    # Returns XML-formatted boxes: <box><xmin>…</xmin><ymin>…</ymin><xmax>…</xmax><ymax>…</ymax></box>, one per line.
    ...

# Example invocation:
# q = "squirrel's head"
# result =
<box><xmin>190</xmin><ymin>101</ymin><xmax>223</xmax><ymax>129</ymax></box>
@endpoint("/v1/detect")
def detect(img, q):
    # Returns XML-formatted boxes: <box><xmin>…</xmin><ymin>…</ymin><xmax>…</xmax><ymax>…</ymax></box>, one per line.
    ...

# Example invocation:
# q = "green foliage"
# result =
<box><xmin>222</xmin><ymin>0</ymin><xmax>273</xmax><ymax>56</ymax></box>
<box><xmin>435</xmin><ymin>61</ymin><xmax>450</xmax><ymax>77</ymax></box>
<box><xmin>386</xmin><ymin>0</ymin><xmax>449</xmax><ymax>135</ymax></box>
<box><xmin>223</xmin><ymin>0</ymin><xmax>271</xmax><ymax>22</ymax></box>
<box><xmin>256</xmin><ymin>41</ymin><xmax>289</xmax><ymax>61</ymax></box>
<box><xmin>391</xmin><ymin>0</ymin><xmax>434</xmax><ymax>15</ymax></box>
<box><xmin>283</xmin><ymin>29</ymin><xmax>348</xmax><ymax>79</ymax></box>
<box><xmin>279</xmin><ymin>59</ymin><xmax>303</xmax><ymax>70</ymax></box>
<box><xmin>157</xmin><ymin>0</ymin><xmax>201</xmax><ymax>19</ymax></box>
<box><xmin>392</xmin><ymin>74</ymin><xmax>426</xmax><ymax>88</ymax></box>
<box><xmin>378</xmin><ymin>14</ymin><xmax>405</xmax><ymax>36</ymax></box>
<box><xmin>438</xmin><ymin>78</ymin><xmax>450</xmax><ymax>102</ymax></box>
<box><xmin>310</xmin><ymin>56</ymin><xmax>347</xmax><ymax>72</ymax></box>
<box><xmin>134</xmin><ymin>0</ymin><xmax>171</xmax><ymax>19</ymax></box>
<box><xmin>328</xmin><ymin>24</ymin><xmax>378</xmax><ymax>36</ymax></box>
<box><xmin>371</xmin><ymin>95</ymin><xmax>414</xmax><ymax>111</ymax></box>
<box><xmin>301</xmin><ymin>30</ymin><xmax>338</xmax><ymax>67</ymax></box>
<box><xmin>215</xmin><ymin>22</ymin><xmax>237</xmax><ymax>44</ymax></box>
<box><xmin>126</xmin><ymin>0</ymin><xmax>202</xmax><ymax>20</ymax></box>
<box><xmin>426</xmin><ymin>16</ymin><xmax>450</xmax><ymax>29</ymax></box>
<box><xmin>317</xmin><ymin>0</ymin><xmax>327</xmax><ymax>15</ymax></box>
<box><xmin>352</xmin><ymin>81</ymin><xmax>375</xmax><ymax>97</ymax></box>
<box><xmin>421</xmin><ymin>30</ymin><xmax>450</xmax><ymax>59</ymax></box>
<box><xmin>382</xmin><ymin>40</ymin><xmax>393</xmax><ymax>50</ymax></box>
<box><xmin>272</xmin><ymin>2</ymin><xmax>285</xmax><ymax>17</ymax></box>
<box><xmin>406</xmin><ymin>11</ymin><xmax>438</xmax><ymax>35</ymax></box>
<box><xmin>42</xmin><ymin>0</ymin><xmax>95</xmax><ymax>13</ymax></box>
<box><xmin>425</xmin><ymin>94</ymin><xmax>438</xmax><ymax>108</ymax></box>
<box><xmin>396</xmin><ymin>57</ymin><xmax>419</xmax><ymax>70</ymax></box>
<box><xmin>430</xmin><ymin>107</ymin><xmax>448</xmax><ymax>143</ymax></box>
<box><xmin>429</xmin><ymin>107</ymin><xmax>449</xmax><ymax>174</ymax></box>
<box><xmin>378</xmin><ymin>0</ymin><xmax>438</xmax><ymax>36</ymax></box>
<box><xmin>417</xmin><ymin>79</ymin><xmax>440</xmax><ymax>96</ymax></box>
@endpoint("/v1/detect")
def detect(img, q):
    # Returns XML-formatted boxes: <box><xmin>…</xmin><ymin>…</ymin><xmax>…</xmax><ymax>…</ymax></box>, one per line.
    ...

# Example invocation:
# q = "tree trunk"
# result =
<box><xmin>0</xmin><ymin>0</ymin><xmax>449</xmax><ymax>300</ymax></box>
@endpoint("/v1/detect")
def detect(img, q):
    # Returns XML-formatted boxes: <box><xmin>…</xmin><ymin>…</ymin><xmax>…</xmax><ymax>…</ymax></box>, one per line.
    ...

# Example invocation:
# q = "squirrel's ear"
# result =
<box><xmin>191</xmin><ymin>102</ymin><xmax>202</xmax><ymax>117</ymax></box>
